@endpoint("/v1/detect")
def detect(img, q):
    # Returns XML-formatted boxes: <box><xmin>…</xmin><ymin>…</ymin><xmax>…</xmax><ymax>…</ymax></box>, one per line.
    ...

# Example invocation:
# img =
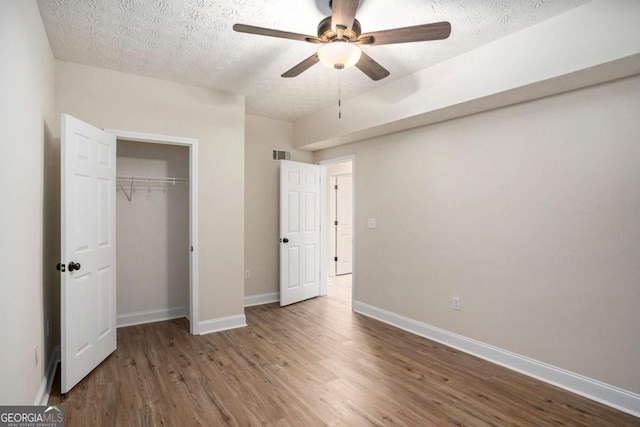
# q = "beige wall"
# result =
<box><xmin>0</xmin><ymin>1</ymin><xmax>56</xmax><ymax>404</ymax></box>
<box><xmin>314</xmin><ymin>75</ymin><xmax>640</xmax><ymax>394</ymax></box>
<box><xmin>116</xmin><ymin>141</ymin><xmax>189</xmax><ymax>318</ymax></box>
<box><xmin>244</xmin><ymin>115</ymin><xmax>313</xmax><ymax>298</ymax></box>
<box><xmin>55</xmin><ymin>61</ymin><xmax>245</xmax><ymax>321</ymax></box>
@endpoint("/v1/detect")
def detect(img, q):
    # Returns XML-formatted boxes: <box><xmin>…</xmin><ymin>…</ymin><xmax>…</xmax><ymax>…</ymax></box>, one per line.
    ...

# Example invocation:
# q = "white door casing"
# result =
<box><xmin>336</xmin><ymin>174</ymin><xmax>353</xmax><ymax>275</ymax></box>
<box><xmin>61</xmin><ymin>114</ymin><xmax>117</xmax><ymax>393</ymax></box>
<box><xmin>329</xmin><ymin>177</ymin><xmax>337</xmax><ymax>276</ymax></box>
<box><xmin>280</xmin><ymin>160</ymin><xmax>321</xmax><ymax>306</ymax></box>
<box><xmin>105</xmin><ymin>129</ymin><xmax>199</xmax><ymax>335</ymax></box>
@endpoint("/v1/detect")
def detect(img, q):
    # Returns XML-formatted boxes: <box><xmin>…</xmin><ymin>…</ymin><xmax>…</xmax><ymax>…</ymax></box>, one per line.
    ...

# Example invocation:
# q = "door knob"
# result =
<box><xmin>282</xmin><ymin>238</ymin><xmax>289</xmax><ymax>243</ymax></box>
<box><xmin>68</xmin><ymin>262</ymin><xmax>81</xmax><ymax>272</ymax></box>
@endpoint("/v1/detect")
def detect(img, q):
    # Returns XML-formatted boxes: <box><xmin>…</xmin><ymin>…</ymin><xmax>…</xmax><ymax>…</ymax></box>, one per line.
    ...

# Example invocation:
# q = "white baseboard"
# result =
<box><xmin>117</xmin><ymin>306</ymin><xmax>188</xmax><ymax>328</ymax></box>
<box><xmin>244</xmin><ymin>292</ymin><xmax>279</xmax><ymax>307</ymax></box>
<box><xmin>34</xmin><ymin>346</ymin><xmax>60</xmax><ymax>406</ymax></box>
<box><xmin>353</xmin><ymin>300</ymin><xmax>640</xmax><ymax>418</ymax></box>
<box><xmin>199</xmin><ymin>314</ymin><xmax>247</xmax><ymax>335</ymax></box>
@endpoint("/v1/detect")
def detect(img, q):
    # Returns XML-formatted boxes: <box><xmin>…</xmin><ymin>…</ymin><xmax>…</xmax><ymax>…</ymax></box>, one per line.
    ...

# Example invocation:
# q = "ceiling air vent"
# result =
<box><xmin>272</xmin><ymin>150</ymin><xmax>291</xmax><ymax>161</ymax></box>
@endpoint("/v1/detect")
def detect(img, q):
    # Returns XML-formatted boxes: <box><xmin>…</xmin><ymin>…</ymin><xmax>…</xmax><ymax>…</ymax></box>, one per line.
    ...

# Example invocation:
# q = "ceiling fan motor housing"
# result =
<box><xmin>318</xmin><ymin>16</ymin><xmax>362</xmax><ymax>42</ymax></box>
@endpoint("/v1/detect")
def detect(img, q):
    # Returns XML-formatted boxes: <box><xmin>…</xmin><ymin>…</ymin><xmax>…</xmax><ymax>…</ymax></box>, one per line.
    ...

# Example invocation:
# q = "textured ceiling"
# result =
<box><xmin>37</xmin><ymin>0</ymin><xmax>589</xmax><ymax>122</ymax></box>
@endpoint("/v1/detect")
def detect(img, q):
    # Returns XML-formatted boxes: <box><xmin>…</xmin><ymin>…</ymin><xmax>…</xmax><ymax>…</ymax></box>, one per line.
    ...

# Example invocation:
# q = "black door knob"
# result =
<box><xmin>282</xmin><ymin>238</ymin><xmax>289</xmax><ymax>243</ymax></box>
<box><xmin>68</xmin><ymin>262</ymin><xmax>81</xmax><ymax>272</ymax></box>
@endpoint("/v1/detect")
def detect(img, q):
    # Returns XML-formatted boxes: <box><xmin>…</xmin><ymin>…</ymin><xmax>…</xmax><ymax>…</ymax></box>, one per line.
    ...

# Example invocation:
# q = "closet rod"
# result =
<box><xmin>116</xmin><ymin>175</ymin><xmax>189</xmax><ymax>185</ymax></box>
<box><xmin>116</xmin><ymin>176</ymin><xmax>189</xmax><ymax>202</ymax></box>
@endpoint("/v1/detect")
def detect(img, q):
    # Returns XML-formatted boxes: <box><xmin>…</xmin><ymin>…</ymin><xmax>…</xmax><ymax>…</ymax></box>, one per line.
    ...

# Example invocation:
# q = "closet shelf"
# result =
<box><xmin>116</xmin><ymin>175</ymin><xmax>189</xmax><ymax>186</ymax></box>
<box><xmin>116</xmin><ymin>176</ymin><xmax>188</xmax><ymax>202</ymax></box>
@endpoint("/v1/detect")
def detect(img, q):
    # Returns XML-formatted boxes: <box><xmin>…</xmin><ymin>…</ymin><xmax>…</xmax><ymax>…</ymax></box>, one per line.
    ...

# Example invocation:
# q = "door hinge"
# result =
<box><xmin>334</xmin><ymin>257</ymin><xmax>338</xmax><ymax>262</ymax></box>
<box><xmin>334</xmin><ymin>220</ymin><xmax>338</xmax><ymax>226</ymax></box>
<box><xmin>190</xmin><ymin>246</ymin><xmax>193</xmax><ymax>252</ymax></box>
<box><xmin>334</xmin><ymin>184</ymin><xmax>338</xmax><ymax>190</ymax></box>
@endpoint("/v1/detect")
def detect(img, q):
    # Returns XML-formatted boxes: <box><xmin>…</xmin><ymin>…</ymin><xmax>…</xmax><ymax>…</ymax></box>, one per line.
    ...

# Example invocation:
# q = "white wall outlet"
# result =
<box><xmin>244</xmin><ymin>270</ymin><xmax>251</xmax><ymax>279</ymax></box>
<box><xmin>453</xmin><ymin>297</ymin><xmax>461</xmax><ymax>311</ymax></box>
<box><xmin>367</xmin><ymin>218</ymin><xmax>376</xmax><ymax>229</ymax></box>
<box><xmin>34</xmin><ymin>344</ymin><xmax>39</xmax><ymax>366</ymax></box>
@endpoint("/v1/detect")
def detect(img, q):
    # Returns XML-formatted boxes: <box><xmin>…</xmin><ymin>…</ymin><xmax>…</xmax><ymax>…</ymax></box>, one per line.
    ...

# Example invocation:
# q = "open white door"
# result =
<box><xmin>336</xmin><ymin>174</ymin><xmax>353</xmax><ymax>275</ymax></box>
<box><xmin>61</xmin><ymin>114</ymin><xmax>117</xmax><ymax>393</ymax></box>
<box><xmin>280</xmin><ymin>160</ymin><xmax>321</xmax><ymax>306</ymax></box>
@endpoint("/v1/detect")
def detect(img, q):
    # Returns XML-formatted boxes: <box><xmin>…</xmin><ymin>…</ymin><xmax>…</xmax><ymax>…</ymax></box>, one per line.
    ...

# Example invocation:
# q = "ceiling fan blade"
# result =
<box><xmin>233</xmin><ymin>24</ymin><xmax>321</xmax><ymax>43</ymax></box>
<box><xmin>352</xmin><ymin>36</ymin><xmax>374</xmax><ymax>46</ymax></box>
<box><xmin>331</xmin><ymin>0</ymin><xmax>359</xmax><ymax>35</ymax></box>
<box><xmin>282</xmin><ymin>53</ymin><xmax>320</xmax><ymax>78</ymax></box>
<box><xmin>361</xmin><ymin>21</ymin><xmax>451</xmax><ymax>45</ymax></box>
<box><xmin>356</xmin><ymin>51</ymin><xmax>390</xmax><ymax>81</ymax></box>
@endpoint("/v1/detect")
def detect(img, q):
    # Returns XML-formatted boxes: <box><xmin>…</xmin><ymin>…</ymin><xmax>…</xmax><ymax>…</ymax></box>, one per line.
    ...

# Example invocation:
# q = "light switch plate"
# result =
<box><xmin>367</xmin><ymin>218</ymin><xmax>376</xmax><ymax>229</ymax></box>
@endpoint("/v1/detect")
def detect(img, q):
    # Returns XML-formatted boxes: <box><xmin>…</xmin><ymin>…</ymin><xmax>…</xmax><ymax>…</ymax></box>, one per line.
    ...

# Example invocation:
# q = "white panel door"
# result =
<box><xmin>280</xmin><ymin>160</ymin><xmax>321</xmax><ymax>306</ymax></box>
<box><xmin>336</xmin><ymin>174</ymin><xmax>353</xmax><ymax>275</ymax></box>
<box><xmin>61</xmin><ymin>114</ymin><xmax>117</xmax><ymax>393</ymax></box>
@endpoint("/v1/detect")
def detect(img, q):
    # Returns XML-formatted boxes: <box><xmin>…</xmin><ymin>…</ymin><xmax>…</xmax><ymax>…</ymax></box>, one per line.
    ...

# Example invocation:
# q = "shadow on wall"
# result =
<box><xmin>42</xmin><ymin>120</ymin><xmax>61</xmax><ymax>361</ymax></box>
<box><xmin>370</xmin><ymin>73</ymin><xmax>420</xmax><ymax>105</ymax></box>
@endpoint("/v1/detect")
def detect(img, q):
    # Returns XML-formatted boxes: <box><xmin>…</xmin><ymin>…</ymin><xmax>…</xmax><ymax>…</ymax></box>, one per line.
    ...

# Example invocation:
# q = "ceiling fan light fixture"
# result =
<box><xmin>317</xmin><ymin>41</ymin><xmax>361</xmax><ymax>70</ymax></box>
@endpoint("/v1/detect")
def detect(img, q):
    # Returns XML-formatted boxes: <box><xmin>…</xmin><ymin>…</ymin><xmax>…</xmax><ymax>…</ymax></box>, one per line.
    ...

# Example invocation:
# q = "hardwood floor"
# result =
<box><xmin>49</xmin><ymin>275</ymin><xmax>639</xmax><ymax>426</ymax></box>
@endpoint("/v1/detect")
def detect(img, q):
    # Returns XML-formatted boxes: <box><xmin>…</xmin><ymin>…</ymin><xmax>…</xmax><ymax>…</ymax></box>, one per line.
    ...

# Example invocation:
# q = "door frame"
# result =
<box><xmin>317</xmin><ymin>155</ymin><xmax>355</xmax><ymax>307</ymax></box>
<box><xmin>105</xmin><ymin>129</ymin><xmax>199</xmax><ymax>335</ymax></box>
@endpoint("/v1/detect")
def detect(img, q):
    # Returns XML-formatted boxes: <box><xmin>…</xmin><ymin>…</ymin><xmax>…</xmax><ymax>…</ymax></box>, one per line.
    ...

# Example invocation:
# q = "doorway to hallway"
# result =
<box><xmin>328</xmin><ymin>165</ymin><xmax>353</xmax><ymax>276</ymax></box>
<box><xmin>319</xmin><ymin>156</ymin><xmax>355</xmax><ymax>307</ymax></box>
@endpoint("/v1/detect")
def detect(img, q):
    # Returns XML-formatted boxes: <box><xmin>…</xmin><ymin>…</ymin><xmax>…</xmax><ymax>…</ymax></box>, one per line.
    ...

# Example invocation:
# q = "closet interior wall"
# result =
<box><xmin>116</xmin><ymin>140</ymin><xmax>189</xmax><ymax>325</ymax></box>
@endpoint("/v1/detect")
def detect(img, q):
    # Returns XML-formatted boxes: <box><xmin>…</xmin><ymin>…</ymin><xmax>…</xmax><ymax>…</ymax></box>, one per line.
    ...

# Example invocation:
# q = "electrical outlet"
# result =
<box><xmin>244</xmin><ymin>270</ymin><xmax>251</xmax><ymax>279</ymax></box>
<box><xmin>367</xmin><ymin>218</ymin><xmax>376</xmax><ymax>229</ymax></box>
<box><xmin>453</xmin><ymin>297</ymin><xmax>461</xmax><ymax>311</ymax></box>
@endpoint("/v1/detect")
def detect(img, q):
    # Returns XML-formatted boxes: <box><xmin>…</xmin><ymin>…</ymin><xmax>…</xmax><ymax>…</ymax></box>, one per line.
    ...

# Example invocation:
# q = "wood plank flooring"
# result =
<box><xmin>49</xmin><ymin>275</ymin><xmax>639</xmax><ymax>426</ymax></box>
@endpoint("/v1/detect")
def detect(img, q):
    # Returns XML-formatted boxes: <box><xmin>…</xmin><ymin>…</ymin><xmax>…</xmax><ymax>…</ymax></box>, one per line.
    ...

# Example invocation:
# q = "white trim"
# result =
<box><xmin>104</xmin><ymin>129</ymin><xmax>197</xmax><ymax>146</ymax></box>
<box><xmin>34</xmin><ymin>346</ymin><xmax>60</xmax><ymax>406</ymax></box>
<box><xmin>353</xmin><ymin>300</ymin><xmax>640</xmax><ymax>418</ymax></box>
<box><xmin>189</xmin><ymin>140</ymin><xmax>199</xmax><ymax>335</ymax></box>
<box><xmin>107</xmin><ymin>128</ymin><xmax>200</xmax><ymax>335</ymax></box>
<box><xmin>317</xmin><ymin>155</ymin><xmax>356</xmax><ymax>302</ymax></box>
<box><xmin>319</xmin><ymin>168</ymin><xmax>328</xmax><ymax>296</ymax></box>
<box><xmin>244</xmin><ymin>292</ymin><xmax>280</xmax><ymax>307</ymax></box>
<box><xmin>116</xmin><ymin>306</ymin><xmax>188</xmax><ymax>328</ymax></box>
<box><xmin>198</xmin><ymin>315</ymin><xmax>247</xmax><ymax>335</ymax></box>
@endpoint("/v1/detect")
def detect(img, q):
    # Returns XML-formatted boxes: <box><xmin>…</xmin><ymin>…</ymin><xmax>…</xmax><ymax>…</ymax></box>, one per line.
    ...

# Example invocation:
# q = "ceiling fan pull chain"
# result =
<box><xmin>338</xmin><ymin>73</ymin><xmax>342</xmax><ymax>119</ymax></box>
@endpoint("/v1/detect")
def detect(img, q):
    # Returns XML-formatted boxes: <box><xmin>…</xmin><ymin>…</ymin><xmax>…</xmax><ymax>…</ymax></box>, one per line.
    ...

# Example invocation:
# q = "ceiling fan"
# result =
<box><xmin>233</xmin><ymin>0</ymin><xmax>451</xmax><ymax>81</ymax></box>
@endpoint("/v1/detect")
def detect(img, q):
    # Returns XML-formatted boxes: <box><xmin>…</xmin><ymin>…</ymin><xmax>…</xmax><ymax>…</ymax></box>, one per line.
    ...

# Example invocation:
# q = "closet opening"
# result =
<box><xmin>110</xmin><ymin>130</ymin><xmax>199</xmax><ymax>335</ymax></box>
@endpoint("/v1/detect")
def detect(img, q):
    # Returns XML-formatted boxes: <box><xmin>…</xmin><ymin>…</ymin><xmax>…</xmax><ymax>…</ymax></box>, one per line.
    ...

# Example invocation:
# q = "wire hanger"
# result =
<box><xmin>119</xmin><ymin>177</ymin><xmax>133</xmax><ymax>202</ymax></box>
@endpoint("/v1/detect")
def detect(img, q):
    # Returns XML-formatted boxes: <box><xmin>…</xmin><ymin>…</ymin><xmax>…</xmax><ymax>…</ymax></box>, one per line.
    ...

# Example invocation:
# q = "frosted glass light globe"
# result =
<box><xmin>317</xmin><ymin>41</ymin><xmax>362</xmax><ymax>70</ymax></box>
